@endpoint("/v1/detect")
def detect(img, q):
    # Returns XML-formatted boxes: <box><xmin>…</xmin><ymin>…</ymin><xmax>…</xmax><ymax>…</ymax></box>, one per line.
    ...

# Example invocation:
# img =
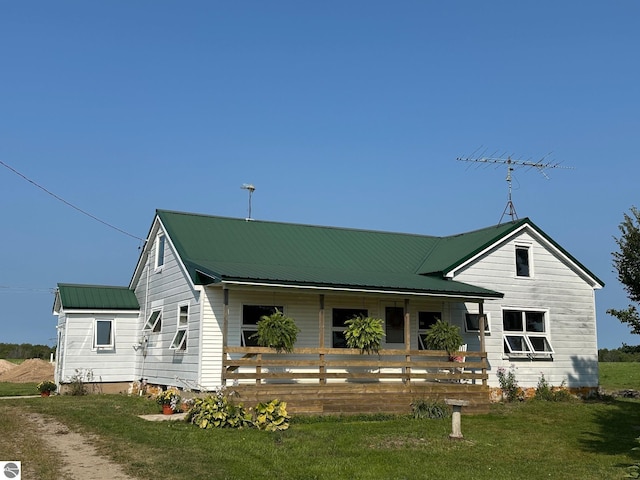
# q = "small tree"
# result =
<box><xmin>607</xmin><ymin>207</ymin><xmax>640</xmax><ymax>335</ymax></box>
<box><xmin>252</xmin><ymin>310</ymin><xmax>300</xmax><ymax>353</ymax></box>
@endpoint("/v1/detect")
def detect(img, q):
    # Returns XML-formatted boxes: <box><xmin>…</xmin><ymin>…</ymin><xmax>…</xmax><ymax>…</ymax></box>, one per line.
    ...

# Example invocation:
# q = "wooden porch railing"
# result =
<box><xmin>223</xmin><ymin>346</ymin><xmax>488</xmax><ymax>385</ymax></box>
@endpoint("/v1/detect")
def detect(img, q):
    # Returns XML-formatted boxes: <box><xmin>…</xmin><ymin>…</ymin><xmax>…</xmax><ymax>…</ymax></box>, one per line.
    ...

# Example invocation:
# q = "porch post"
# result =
<box><xmin>404</xmin><ymin>298</ymin><xmax>411</xmax><ymax>384</ymax></box>
<box><xmin>478</xmin><ymin>301</ymin><xmax>487</xmax><ymax>386</ymax></box>
<box><xmin>319</xmin><ymin>294</ymin><xmax>326</xmax><ymax>384</ymax></box>
<box><xmin>222</xmin><ymin>287</ymin><xmax>229</xmax><ymax>385</ymax></box>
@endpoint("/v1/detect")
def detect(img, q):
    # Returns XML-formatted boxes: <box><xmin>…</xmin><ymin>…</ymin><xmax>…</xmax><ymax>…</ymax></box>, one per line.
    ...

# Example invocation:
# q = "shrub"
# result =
<box><xmin>252</xmin><ymin>310</ymin><xmax>300</xmax><ymax>353</ymax></box>
<box><xmin>344</xmin><ymin>315</ymin><xmax>385</xmax><ymax>354</ymax></box>
<box><xmin>410</xmin><ymin>399</ymin><xmax>450</xmax><ymax>419</ymax></box>
<box><xmin>187</xmin><ymin>389</ymin><xmax>253</xmax><ymax>429</ymax></box>
<box><xmin>67</xmin><ymin>369</ymin><xmax>95</xmax><ymax>396</ymax></box>
<box><xmin>497</xmin><ymin>366</ymin><xmax>521</xmax><ymax>402</ymax></box>
<box><xmin>187</xmin><ymin>388</ymin><xmax>290</xmax><ymax>431</ymax></box>
<box><xmin>534</xmin><ymin>374</ymin><xmax>572</xmax><ymax>402</ymax></box>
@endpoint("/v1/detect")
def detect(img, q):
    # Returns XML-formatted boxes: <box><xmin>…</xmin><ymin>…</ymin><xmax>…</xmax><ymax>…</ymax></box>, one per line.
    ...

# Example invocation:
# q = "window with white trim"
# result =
<box><xmin>143</xmin><ymin>309</ymin><xmax>162</xmax><ymax>333</ymax></box>
<box><xmin>170</xmin><ymin>304</ymin><xmax>189</xmax><ymax>351</ymax></box>
<box><xmin>417</xmin><ymin>311</ymin><xmax>440</xmax><ymax>350</ymax></box>
<box><xmin>502</xmin><ymin>309</ymin><xmax>553</xmax><ymax>358</ymax></box>
<box><xmin>515</xmin><ymin>246</ymin><xmax>530</xmax><ymax>277</ymax></box>
<box><xmin>465</xmin><ymin>312</ymin><xmax>491</xmax><ymax>333</ymax></box>
<box><xmin>332</xmin><ymin>308</ymin><xmax>368</xmax><ymax>348</ymax></box>
<box><xmin>155</xmin><ymin>235</ymin><xmax>166</xmax><ymax>269</ymax></box>
<box><xmin>242</xmin><ymin>305</ymin><xmax>283</xmax><ymax>347</ymax></box>
<box><xmin>94</xmin><ymin>319</ymin><xmax>114</xmax><ymax>349</ymax></box>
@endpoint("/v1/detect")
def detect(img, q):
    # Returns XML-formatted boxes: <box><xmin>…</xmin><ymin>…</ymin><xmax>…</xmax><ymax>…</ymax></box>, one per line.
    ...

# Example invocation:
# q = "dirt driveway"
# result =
<box><xmin>6</xmin><ymin>407</ymin><xmax>138</xmax><ymax>480</ymax></box>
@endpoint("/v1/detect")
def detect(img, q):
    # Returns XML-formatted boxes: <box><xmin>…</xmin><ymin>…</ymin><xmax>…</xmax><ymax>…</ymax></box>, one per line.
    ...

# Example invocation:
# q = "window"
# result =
<box><xmin>385</xmin><ymin>306</ymin><xmax>405</xmax><ymax>344</ymax></box>
<box><xmin>242</xmin><ymin>305</ymin><xmax>283</xmax><ymax>347</ymax></box>
<box><xmin>417</xmin><ymin>311</ymin><xmax>440</xmax><ymax>350</ymax></box>
<box><xmin>465</xmin><ymin>313</ymin><xmax>491</xmax><ymax>333</ymax></box>
<box><xmin>155</xmin><ymin>235</ymin><xmax>166</xmax><ymax>269</ymax></box>
<box><xmin>515</xmin><ymin>246</ymin><xmax>530</xmax><ymax>277</ymax></box>
<box><xmin>170</xmin><ymin>304</ymin><xmax>188</xmax><ymax>351</ymax></box>
<box><xmin>502</xmin><ymin>309</ymin><xmax>553</xmax><ymax>357</ymax></box>
<box><xmin>94</xmin><ymin>319</ymin><xmax>114</xmax><ymax>349</ymax></box>
<box><xmin>144</xmin><ymin>309</ymin><xmax>162</xmax><ymax>332</ymax></box>
<box><xmin>332</xmin><ymin>308</ymin><xmax>367</xmax><ymax>348</ymax></box>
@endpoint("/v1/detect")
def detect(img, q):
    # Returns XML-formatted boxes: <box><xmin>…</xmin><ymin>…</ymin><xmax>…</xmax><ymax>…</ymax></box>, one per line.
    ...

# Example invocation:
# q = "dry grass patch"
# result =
<box><xmin>0</xmin><ymin>405</ymin><xmax>66</xmax><ymax>478</ymax></box>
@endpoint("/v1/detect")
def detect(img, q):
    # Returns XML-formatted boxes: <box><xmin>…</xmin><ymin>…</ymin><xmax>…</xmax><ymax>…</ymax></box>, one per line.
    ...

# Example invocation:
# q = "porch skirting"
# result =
<box><xmin>228</xmin><ymin>382</ymin><xmax>491</xmax><ymax>416</ymax></box>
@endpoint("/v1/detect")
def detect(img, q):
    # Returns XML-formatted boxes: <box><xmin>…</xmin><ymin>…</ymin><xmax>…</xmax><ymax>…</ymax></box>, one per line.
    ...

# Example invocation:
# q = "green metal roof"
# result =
<box><xmin>155</xmin><ymin>210</ymin><xmax>603</xmax><ymax>296</ymax></box>
<box><xmin>57</xmin><ymin>283</ymin><xmax>139</xmax><ymax>310</ymax></box>
<box><xmin>156</xmin><ymin>210</ymin><xmax>509</xmax><ymax>299</ymax></box>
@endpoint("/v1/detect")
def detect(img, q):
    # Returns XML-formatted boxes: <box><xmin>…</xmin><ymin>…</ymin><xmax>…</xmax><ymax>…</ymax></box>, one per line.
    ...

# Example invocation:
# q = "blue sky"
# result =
<box><xmin>1</xmin><ymin>2</ymin><xmax>638</xmax><ymax>349</ymax></box>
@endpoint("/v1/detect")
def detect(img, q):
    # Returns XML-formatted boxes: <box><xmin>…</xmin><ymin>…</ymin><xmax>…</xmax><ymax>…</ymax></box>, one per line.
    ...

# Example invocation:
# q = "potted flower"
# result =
<box><xmin>155</xmin><ymin>389</ymin><xmax>182</xmax><ymax>415</ymax></box>
<box><xmin>37</xmin><ymin>380</ymin><xmax>57</xmax><ymax>397</ymax></box>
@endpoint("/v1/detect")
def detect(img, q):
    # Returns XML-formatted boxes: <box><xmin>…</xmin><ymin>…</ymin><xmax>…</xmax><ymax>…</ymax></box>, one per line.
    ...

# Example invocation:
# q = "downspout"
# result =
<box><xmin>139</xmin><ymin>245</ymin><xmax>151</xmax><ymax>392</ymax></box>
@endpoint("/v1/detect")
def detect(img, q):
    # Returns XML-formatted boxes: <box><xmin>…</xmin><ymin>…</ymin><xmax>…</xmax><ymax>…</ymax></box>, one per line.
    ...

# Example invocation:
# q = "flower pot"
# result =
<box><xmin>40</xmin><ymin>391</ymin><xmax>51</xmax><ymax>397</ymax></box>
<box><xmin>162</xmin><ymin>404</ymin><xmax>173</xmax><ymax>415</ymax></box>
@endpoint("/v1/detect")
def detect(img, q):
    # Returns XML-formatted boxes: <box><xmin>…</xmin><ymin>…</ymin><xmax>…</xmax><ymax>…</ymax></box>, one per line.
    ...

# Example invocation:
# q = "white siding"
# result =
<box><xmin>56</xmin><ymin>311</ymin><xmax>138</xmax><ymax>383</ymax></box>
<box><xmin>132</xmin><ymin>225</ymin><xmax>202</xmax><ymax>389</ymax></box>
<box><xmin>452</xmin><ymin>228</ymin><xmax>599</xmax><ymax>388</ymax></box>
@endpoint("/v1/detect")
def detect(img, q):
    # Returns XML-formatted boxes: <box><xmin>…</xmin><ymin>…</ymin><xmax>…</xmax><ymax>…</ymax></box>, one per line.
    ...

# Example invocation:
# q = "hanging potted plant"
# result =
<box><xmin>37</xmin><ymin>380</ymin><xmax>57</xmax><ymax>397</ymax></box>
<box><xmin>344</xmin><ymin>315</ymin><xmax>385</xmax><ymax>354</ymax></box>
<box><xmin>251</xmin><ymin>310</ymin><xmax>300</xmax><ymax>353</ymax></box>
<box><xmin>423</xmin><ymin>319</ymin><xmax>463</xmax><ymax>359</ymax></box>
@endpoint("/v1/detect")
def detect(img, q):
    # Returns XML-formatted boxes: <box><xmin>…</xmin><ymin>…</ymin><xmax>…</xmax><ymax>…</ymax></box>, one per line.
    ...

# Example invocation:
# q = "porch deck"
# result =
<box><xmin>223</xmin><ymin>346</ymin><xmax>491</xmax><ymax>415</ymax></box>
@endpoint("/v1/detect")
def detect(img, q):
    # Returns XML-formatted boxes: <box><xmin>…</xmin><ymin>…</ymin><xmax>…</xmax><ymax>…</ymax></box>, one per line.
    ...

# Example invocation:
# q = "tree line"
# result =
<box><xmin>598</xmin><ymin>344</ymin><xmax>640</xmax><ymax>362</ymax></box>
<box><xmin>0</xmin><ymin>343</ymin><xmax>56</xmax><ymax>359</ymax></box>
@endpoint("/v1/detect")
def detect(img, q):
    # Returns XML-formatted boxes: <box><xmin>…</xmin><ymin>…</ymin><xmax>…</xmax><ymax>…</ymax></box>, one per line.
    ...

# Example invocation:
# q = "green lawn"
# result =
<box><xmin>0</xmin><ymin>382</ymin><xmax>39</xmax><ymax>396</ymax></box>
<box><xmin>599</xmin><ymin>362</ymin><xmax>640</xmax><ymax>391</ymax></box>
<box><xmin>1</xmin><ymin>363</ymin><xmax>639</xmax><ymax>479</ymax></box>
<box><xmin>3</xmin><ymin>393</ymin><xmax>638</xmax><ymax>480</ymax></box>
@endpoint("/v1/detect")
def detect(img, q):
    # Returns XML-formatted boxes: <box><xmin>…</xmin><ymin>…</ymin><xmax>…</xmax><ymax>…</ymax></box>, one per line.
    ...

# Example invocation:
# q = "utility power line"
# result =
<box><xmin>0</xmin><ymin>159</ymin><xmax>145</xmax><ymax>242</ymax></box>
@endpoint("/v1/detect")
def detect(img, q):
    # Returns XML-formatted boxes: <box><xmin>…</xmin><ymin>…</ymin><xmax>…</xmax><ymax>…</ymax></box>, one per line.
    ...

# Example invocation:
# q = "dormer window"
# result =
<box><xmin>155</xmin><ymin>235</ymin><xmax>166</xmax><ymax>269</ymax></box>
<box><xmin>515</xmin><ymin>246</ymin><xmax>530</xmax><ymax>277</ymax></box>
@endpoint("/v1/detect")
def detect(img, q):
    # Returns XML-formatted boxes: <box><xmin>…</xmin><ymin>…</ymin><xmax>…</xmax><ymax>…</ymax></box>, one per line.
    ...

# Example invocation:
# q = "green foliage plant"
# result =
<box><xmin>497</xmin><ymin>366</ymin><xmax>521</xmax><ymax>402</ymax></box>
<box><xmin>410</xmin><ymin>399</ymin><xmax>450</xmax><ymax>419</ymax></box>
<box><xmin>534</xmin><ymin>374</ymin><xmax>572</xmax><ymax>402</ymax></box>
<box><xmin>423</xmin><ymin>319</ymin><xmax>463</xmax><ymax>356</ymax></box>
<box><xmin>344</xmin><ymin>315</ymin><xmax>385</xmax><ymax>354</ymax></box>
<box><xmin>187</xmin><ymin>388</ymin><xmax>253</xmax><ymax>429</ymax></box>
<box><xmin>254</xmin><ymin>399</ymin><xmax>290</xmax><ymax>431</ymax></box>
<box><xmin>252</xmin><ymin>310</ymin><xmax>300</xmax><ymax>353</ymax></box>
<box><xmin>67</xmin><ymin>368</ymin><xmax>94</xmax><ymax>396</ymax></box>
<box><xmin>626</xmin><ymin>437</ymin><xmax>640</xmax><ymax>478</ymax></box>
<box><xmin>37</xmin><ymin>380</ymin><xmax>57</xmax><ymax>394</ymax></box>
<box><xmin>608</xmin><ymin>206</ymin><xmax>640</xmax><ymax>335</ymax></box>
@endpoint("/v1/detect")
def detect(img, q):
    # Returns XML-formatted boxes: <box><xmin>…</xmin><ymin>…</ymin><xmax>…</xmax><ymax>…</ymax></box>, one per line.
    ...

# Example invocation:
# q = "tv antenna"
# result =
<box><xmin>241</xmin><ymin>183</ymin><xmax>256</xmax><ymax>221</ymax></box>
<box><xmin>457</xmin><ymin>151</ymin><xmax>573</xmax><ymax>223</ymax></box>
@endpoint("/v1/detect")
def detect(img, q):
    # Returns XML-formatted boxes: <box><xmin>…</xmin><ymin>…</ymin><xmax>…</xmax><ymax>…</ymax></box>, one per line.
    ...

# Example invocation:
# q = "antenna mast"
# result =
<box><xmin>456</xmin><ymin>152</ymin><xmax>572</xmax><ymax>223</ymax></box>
<box><xmin>240</xmin><ymin>183</ymin><xmax>256</xmax><ymax>221</ymax></box>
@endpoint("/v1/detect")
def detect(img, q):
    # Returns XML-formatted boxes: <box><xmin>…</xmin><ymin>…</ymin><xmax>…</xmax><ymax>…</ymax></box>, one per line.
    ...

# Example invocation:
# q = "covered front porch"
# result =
<box><xmin>220</xmin><ymin>290</ymin><xmax>493</xmax><ymax>415</ymax></box>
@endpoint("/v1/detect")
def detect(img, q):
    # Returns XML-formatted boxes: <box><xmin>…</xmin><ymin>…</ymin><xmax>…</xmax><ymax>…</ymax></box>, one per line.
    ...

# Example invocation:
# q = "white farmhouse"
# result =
<box><xmin>53</xmin><ymin>210</ymin><xmax>603</xmax><ymax>413</ymax></box>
